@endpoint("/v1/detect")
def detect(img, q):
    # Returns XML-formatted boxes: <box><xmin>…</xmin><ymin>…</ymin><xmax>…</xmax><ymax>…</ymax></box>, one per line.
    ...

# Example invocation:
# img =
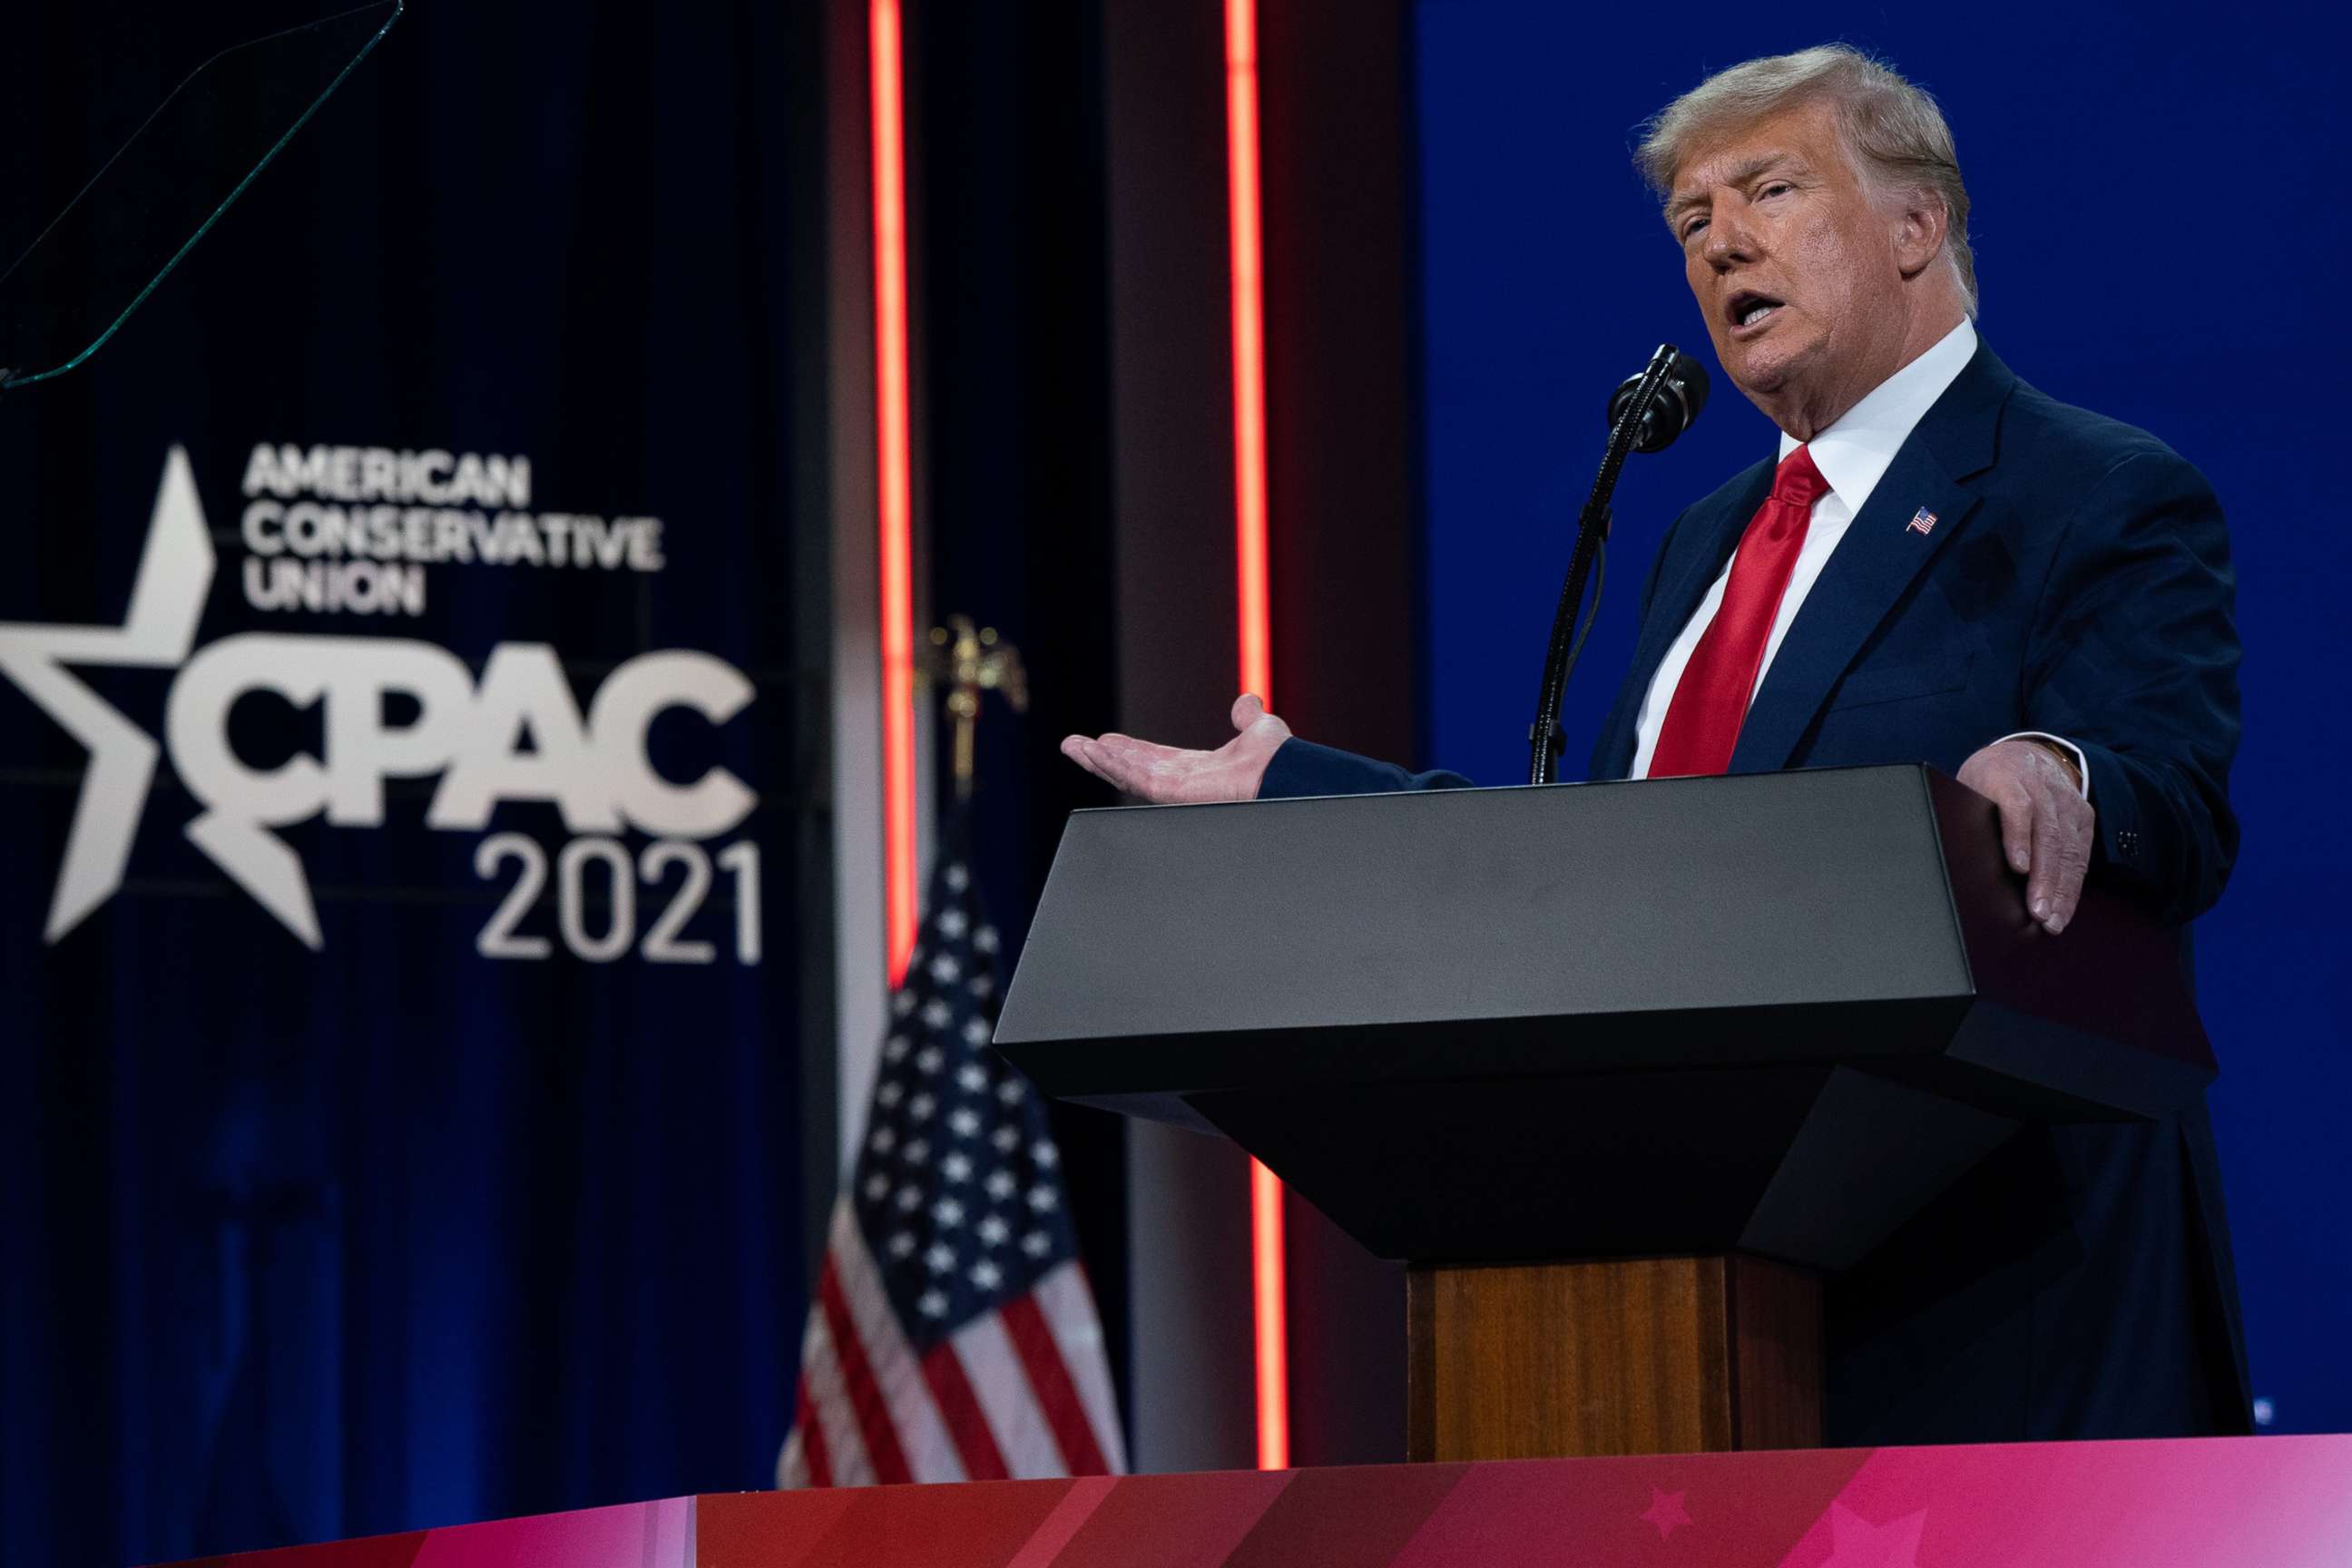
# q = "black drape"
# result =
<box><xmin>0</xmin><ymin>5</ymin><xmax>831</xmax><ymax>1563</ymax></box>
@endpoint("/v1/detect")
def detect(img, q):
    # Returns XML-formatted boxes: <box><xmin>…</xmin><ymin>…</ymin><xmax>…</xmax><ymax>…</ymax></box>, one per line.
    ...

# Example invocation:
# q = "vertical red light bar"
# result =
<box><xmin>1224</xmin><ymin>0</ymin><xmax>1289</xmax><ymax>1474</ymax></box>
<box><xmin>1225</xmin><ymin>0</ymin><xmax>1273</xmax><ymax>710</ymax></box>
<box><xmin>870</xmin><ymin>0</ymin><xmax>919</xmax><ymax>986</ymax></box>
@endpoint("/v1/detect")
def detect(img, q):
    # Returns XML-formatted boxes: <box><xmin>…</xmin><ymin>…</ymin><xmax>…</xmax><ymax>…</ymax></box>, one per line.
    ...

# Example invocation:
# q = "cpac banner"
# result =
<box><xmin>18</xmin><ymin>442</ymin><xmax>766</xmax><ymax>959</ymax></box>
<box><xmin>13</xmin><ymin>442</ymin><xmax>763</xmax><ymax>957</ymax></box>
<box><xmin>0</xmin><ymin>7</ymin><xmax>827</xmax><ymax>1562</ymax></box>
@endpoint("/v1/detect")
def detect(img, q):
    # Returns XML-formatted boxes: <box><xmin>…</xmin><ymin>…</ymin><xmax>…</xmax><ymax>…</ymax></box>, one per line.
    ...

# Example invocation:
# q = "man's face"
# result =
<box><xmin>1667</xmin><ymin>101</ymin><xmax>1915</xmax><ymax>425</ymax></box>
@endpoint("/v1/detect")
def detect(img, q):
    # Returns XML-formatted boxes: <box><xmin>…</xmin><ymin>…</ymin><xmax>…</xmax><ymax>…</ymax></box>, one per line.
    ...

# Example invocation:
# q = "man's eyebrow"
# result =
<box><xmin>1663</xmin><ymin>152</ymin><xmax>1804</xmax><ymax>223</ymax></box>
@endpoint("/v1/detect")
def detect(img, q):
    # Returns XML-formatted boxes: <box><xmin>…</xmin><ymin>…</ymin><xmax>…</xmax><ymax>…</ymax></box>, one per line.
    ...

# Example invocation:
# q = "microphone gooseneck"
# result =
<box><xmin>1525</xmin><ymin>344</ymin><xmax>1710</xmax><ymax>785</ymax></box>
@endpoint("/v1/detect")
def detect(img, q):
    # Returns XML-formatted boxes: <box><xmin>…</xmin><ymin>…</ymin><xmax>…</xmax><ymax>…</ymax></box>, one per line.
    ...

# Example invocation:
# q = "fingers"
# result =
<box><xmin>2001</xmin><ymin>774</ymin><xmax>2092</xmax><ymax>936</ymax></box>
<box><xmin>1060</xmin><ymin>735</ymin><xmax>1119</xmax><ymax>789</ymax></box>
<box><xmin>1058</xmin><ymin>731</ymin><xmax>1215</xmax><ymax>803</ymax></box>
<box><xmin>1230</xmin><ymin>692</ymin><xmax>1266</xmax><ymax>732</ymax></box>
<box><xmin>1072</xmin><ymin>739</ymin><xmax>1156</xmax><ymax>798</ymax></box>
<box><xmin>1998</xmin><ymin>792</ymin><xmax>2034</xmax><ymax>877</ymax></box>
<box><xmin>2024</xmin><ymin>793</ymin><xmax>2067</xmax><ymax>931</ymax></box>
<box><xmin>2035</xmin><ymin>793</ymin><xmax>2094</xmax><ymax>935</ymax></box>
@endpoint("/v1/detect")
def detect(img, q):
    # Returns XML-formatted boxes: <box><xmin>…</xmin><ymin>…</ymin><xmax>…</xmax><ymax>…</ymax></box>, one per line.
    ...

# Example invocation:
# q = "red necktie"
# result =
<box><xmin>1647</xmin><ymin>444</ymin><xmax>1831</xmax><ymax>778</ymax></box>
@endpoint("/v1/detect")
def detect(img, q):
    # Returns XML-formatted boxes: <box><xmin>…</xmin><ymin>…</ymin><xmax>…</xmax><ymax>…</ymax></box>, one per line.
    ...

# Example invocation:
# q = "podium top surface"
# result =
<box><xmin>995</xmin><ymin>765</ymin><xmax>2211</xmax><ymax>1126</ymax></box>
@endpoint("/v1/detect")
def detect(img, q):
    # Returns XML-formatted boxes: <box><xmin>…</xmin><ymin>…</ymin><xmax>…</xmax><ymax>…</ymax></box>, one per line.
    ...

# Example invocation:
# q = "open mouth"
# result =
<box><xmin>1727</xmin><ymin>289</ymin><xmax>1785</xmax><ymax>333</ymax></box>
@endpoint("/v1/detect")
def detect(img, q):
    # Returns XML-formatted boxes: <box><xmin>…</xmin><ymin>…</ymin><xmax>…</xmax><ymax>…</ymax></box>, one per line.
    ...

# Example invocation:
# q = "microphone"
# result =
<box><xmin>1606</xmin><ymin>347</ymin><xmax>1710</xmax><ymax>453</ymax></box>
<box><xmin>1525</xmin><ymin>343</ymin><xmax>1710</xmax><ymax>784</ymax></box>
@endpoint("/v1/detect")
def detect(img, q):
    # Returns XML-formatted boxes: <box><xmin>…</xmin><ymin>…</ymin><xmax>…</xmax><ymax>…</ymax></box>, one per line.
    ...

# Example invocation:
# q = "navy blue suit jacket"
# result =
<box><xmin>1261</xmin><ymin>342</ymin><xmax>2250</xmax><ymax>1442</ymax></box>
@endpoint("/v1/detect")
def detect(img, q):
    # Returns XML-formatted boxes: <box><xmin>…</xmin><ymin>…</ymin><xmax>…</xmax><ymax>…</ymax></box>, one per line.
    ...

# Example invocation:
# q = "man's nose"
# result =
<box><xmin>1700</xmin><ymin>198</ymin><xmax>1754</xmax><ymax>270</ymax></box>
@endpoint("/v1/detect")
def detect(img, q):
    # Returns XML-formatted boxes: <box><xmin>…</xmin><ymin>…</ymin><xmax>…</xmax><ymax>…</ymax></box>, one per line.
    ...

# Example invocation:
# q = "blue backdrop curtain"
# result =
<box><xmin>0</xmin><ymin>4</ymin><xmax>830</xmax><ymax>1563</ymax></box>
<box><xmin>1409</xmin><ymin>0</ymin><xmax>2348</xmax><ymax>1436</ymax></box>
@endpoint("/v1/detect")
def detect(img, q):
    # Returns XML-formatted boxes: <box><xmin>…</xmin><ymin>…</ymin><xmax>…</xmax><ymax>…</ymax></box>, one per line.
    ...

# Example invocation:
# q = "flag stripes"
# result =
<box><xmin>920</xmin><ymin>1340</ymin><xmax>1011</xmax><ymax>1481</ymax></box>
<box><xmin>791</xmin><ymin>1303</ymin><xmax>870</xmax><ymax>1485</ymax></box>
<box><xmin>818</xmin><ymin>1260</ymin><xmax>914</xmax><ymax>1484</ymax></box>
<box><xmin>784</xmin><ymin>1257</ymin><xmax>1128</xmax><ymax>1490</ymax></box>
<box><xmin>1035</xmin><ymin>1265</ymin><xmax>1129</xmax><ymax>1472</ymax></box>
<box><xmin>952</xmin><ymin>1309</ymin><xmax>1068</xmax><ymax>1482</ymax></box>
<box><xmin>1002</xmin><ymin>1294</ymin><xmax>1108</xmax><ymax>1475</ymax></box>
<box><xmin>829</xmin><ymin>1204</ymin><xmax>965</xmax><ymax>1479</ymax></box>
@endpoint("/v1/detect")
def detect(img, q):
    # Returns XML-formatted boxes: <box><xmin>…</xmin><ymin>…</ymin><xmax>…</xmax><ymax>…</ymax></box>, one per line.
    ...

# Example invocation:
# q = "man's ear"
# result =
<box><xmin>1893</xmin><ymin>192</ymin><xmax>1947</xmax><ymax>280</ymax></box>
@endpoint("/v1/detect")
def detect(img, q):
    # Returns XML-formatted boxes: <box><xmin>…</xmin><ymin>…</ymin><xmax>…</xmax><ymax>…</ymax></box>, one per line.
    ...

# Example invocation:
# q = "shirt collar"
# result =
<box><xmin>1776</xmin><ymin>318</ymin><xmax>1977</xmax><ymax>514</ymax></box>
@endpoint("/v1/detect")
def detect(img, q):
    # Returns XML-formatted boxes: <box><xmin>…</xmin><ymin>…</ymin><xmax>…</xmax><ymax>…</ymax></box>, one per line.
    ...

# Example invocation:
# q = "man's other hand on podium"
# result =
<box><xmin>1061</xmin><ymin>694</ymin><xmax>1290</xmax><ymax>804</ymax></box>
<box><xmin>1957</xmin><ymin>737</ymin><xmax>2095</xmax><ymax>936</ymax></box>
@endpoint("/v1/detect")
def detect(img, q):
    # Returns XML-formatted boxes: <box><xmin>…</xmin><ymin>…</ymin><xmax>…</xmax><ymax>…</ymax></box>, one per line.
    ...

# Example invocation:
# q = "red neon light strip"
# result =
<box><xmin>1224</xmin><ymin>0</ymin><xmax>1289</xmax><ymax>1474</ymax></box>
<box><xmin>870</xmin><ymin>0</ymin><xmax>919</xmax><ymax>987</ymax></box>
<box><xmin>1226</xmin><ymin>0</ymin><xmax>1273</xmax><ymax>709</ymax></box>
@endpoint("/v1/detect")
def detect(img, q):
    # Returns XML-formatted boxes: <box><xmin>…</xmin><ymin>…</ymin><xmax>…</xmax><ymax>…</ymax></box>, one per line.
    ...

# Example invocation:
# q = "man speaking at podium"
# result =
<box><xmin>1063</xmin><ymin>46</ymin><xmax>2246</xmax><ymax>1446</ymax></box>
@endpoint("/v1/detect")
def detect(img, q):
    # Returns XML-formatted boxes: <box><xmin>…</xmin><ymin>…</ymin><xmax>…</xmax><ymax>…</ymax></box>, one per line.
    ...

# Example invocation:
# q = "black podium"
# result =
<box><xmin>994</xmin><ymin>766</ymin><xmax>2212</xmax><ymax>1459</ymax></box>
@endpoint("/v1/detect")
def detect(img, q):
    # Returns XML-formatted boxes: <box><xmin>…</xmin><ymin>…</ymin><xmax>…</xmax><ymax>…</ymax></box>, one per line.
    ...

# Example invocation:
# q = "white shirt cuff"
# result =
<box><xmin>1995</xmin><ymin>731</ymin><xmax>2091</xmax><ymax>804</ymax></box>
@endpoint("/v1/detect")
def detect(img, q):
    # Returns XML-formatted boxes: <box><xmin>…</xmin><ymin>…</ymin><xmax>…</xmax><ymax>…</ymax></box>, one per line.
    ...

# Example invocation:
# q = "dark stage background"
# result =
<box><xmin>1413</xmin><ymin>0</ymin><xmax>2347</xmax><ymax>1434</ymax></box>
<box><xmin>0</xmin><ymin>4</ymin><xmax>836</xmax><ymax>1563</ymax></box>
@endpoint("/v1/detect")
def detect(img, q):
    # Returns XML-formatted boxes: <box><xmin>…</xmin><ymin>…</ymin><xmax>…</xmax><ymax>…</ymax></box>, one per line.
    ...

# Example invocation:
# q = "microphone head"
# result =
<box><xmin>1606</xmin><ymin>346</ymin><xmax>1711</xmax><ymax>454</ymax></box>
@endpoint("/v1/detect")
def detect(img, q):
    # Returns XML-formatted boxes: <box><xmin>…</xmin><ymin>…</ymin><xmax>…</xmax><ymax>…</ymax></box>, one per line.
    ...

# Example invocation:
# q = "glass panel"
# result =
<box><xmin>0</xmin><ymin>1</ymin><xmax>402</xmax><ymax>391</ymax></box>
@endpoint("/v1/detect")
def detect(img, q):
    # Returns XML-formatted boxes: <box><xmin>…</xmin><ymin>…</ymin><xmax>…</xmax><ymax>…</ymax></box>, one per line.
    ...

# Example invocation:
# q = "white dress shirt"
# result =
<box><xmin>1628</xmin><ymin>319</ymin><xmax>2087</xmax><ymax>797</ymax></box>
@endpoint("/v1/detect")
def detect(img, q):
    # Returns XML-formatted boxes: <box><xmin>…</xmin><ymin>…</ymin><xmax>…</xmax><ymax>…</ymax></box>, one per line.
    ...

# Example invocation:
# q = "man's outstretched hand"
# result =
<box><xmin>1956</xmin><ymin>737</ymin><xmax>2094</xmax><ymax>936</ymax></box>
<box><xmin>1060</xmin><ymin>694</ymin><xmax>1291</xmax><ymax>804</ymax></box>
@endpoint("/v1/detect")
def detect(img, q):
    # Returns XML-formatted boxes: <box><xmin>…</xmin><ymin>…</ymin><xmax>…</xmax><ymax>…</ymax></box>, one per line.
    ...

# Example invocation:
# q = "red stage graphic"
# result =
<box><xmin>170</xmin><ymin>1435</ymin><xmax>2352</xmax><ymax>1567</ymax></box>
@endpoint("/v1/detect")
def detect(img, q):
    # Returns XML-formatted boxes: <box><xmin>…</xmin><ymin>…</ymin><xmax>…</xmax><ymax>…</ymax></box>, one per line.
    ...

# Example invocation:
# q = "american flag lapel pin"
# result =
<box><xmin>1907</xmin><ymin>505</ymin><xmax>1938</xmax><ymax>536</ymax></box>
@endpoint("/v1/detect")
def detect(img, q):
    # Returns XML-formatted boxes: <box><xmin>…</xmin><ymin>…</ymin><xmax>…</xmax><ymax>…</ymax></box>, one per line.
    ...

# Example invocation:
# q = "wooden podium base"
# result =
<box><xmin>1406</xmin><ymin>1255</ymin><xmax>1822</xmax><ymax>1461</ymax></box>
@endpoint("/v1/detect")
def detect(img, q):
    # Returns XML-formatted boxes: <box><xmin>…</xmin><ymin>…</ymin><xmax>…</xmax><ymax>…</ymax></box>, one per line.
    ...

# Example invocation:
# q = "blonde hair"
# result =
<box><xmin>1637</xmin><ymin>44</ymin><xmax>1977</xmax><ymax>312</ymax></box>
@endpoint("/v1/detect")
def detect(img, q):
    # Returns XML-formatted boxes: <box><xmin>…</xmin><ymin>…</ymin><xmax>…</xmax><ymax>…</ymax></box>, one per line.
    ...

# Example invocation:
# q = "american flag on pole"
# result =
<box><xmin>778</xmin><ymin>845</ymin><xmax>1126</xmax><ymax>1486</ymax></box>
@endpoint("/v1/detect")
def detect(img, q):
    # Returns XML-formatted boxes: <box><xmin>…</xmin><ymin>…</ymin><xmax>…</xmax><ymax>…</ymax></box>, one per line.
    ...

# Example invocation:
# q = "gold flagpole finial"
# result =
<box><xmin>926</xmin><ymin>614</ymin><xmax>1029</xmax><ymax>800</ymax></box>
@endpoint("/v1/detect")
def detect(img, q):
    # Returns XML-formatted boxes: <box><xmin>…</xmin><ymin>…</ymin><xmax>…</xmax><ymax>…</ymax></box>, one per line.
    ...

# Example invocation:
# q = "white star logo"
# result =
<box><xmin>925</xmin><ymin>1242</ymin><xmax>956</xmax><ymax>1275</ymax></box>
<box><xmin>968</xmin><ymin>1259</ymin><xmax>1002</xmax><ymax>1290</ymax></box>
<box><xmin>985</xmin><ymin>1170</ymin><xmax>1016</xmax><ymax>1200</ymax></box>
<box><xmin>0</xmin><ymin>447</ymin><xmax>218</xmax><ymax>943</ymax></box>
<box><xmin>977</xmin><ymin>1214</ymin><xmax>1010</xmax><ymax>1246</ymax></box>
<box><xmin>917</xmin><ymin>1289</ymin><xmax>948</xmax><ymax>1318</ymax></box>
<box><xmin>948</xmin><ymin>1107</ymin><xmax>981</xmax><ymax>1138</ymax></box>
<box><xmin>961</xmin><ymin>1017</ymin><xmax>992</xmax><ymax>1047</ymax></box>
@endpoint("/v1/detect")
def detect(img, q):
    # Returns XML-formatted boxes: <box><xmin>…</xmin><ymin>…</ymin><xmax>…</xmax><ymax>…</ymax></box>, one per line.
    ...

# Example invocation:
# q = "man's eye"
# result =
<box><xmin>1681</xmin><ymin>218</ymin><xmax>1709</xmax><ymax>241</ymax></box>
<box><xmin>1759</xmin><ymin>181</ymin><xmax>1792</xmax><ymax>199</ymax></box>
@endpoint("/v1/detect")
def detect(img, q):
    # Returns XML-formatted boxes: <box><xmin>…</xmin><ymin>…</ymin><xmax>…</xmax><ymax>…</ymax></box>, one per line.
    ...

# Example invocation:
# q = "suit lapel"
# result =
<box><xmin>1727</xmin><ymin>343</ymin><xmax>2016</xmax><ymax>773</ymax></box>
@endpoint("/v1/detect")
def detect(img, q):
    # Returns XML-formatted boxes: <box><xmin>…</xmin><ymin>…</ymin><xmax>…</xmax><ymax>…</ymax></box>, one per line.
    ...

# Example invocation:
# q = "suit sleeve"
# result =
<box><xmin>2023</xmin><ymin>447</ymin><xmax>2240</xmax><ymax>925</ymax></box>
<box><xmin>1256</xmin><ymin>738</ymin><xmax>1475</xmax><ymax>799</ymax></box>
